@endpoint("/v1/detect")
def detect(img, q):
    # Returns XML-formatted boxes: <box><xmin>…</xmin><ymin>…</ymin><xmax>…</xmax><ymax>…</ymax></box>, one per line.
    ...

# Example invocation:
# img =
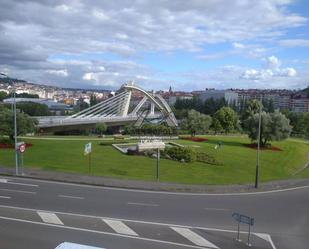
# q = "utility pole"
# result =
<box><xmin>255</xmin><ymin>96</ymin><xmax>262</xmax><ymax>188</ymax></box>
<box><xmin>13</xmin><ymin>90</ymin><xmax>18</xmax><ymax>175</ymax></box>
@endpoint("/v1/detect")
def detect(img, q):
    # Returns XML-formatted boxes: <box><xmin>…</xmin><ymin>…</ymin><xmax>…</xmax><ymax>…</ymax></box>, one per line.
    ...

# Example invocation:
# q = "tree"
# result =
<box><xmin>211</xmin><ymin>118</ymin><xmax>223</xmax><ymax>134</ymax></box>
<box><xmin>90</xmin><ymin>94</ymin><xmax>97</xmax><ymax>106</ymax></box>
<box><xmin>95</xmin><ymin>123</ymin><xmax>107</xmax><ymax>136</ymax></box>
<box><xmin>181</xmin><ymin>110</ymin><xmax>212</xmax><ymax>136</ymax></box>
<box><xmin>213</xmin><ymin>107</ymin><xmax>238</xmax><ymax>133</ymax></box>
<box><xmin>13</xmin><ymin>102</ymin><xmax>50</xmax><ymax>116</ymax></box>
<box><xmin>245</xmin><ymin>110</ymin><xmax>291</xmax><ymax>146</ymax></box>
<box><xmin>0</xmin><ymin>107</ymin><xmax>38</xmax><ymax>140</ymax></box>
<box><xmin>0</xmin><ymin>91</ymin><xmax>8</xmax><ymax>101</ymax></box>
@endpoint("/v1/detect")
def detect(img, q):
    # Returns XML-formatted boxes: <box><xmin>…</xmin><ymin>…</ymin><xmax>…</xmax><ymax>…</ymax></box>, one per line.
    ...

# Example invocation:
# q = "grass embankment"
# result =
<box><xmin>0</xmin><ymin>135</ymin><xmax>308</xmax><ymax>185</ymax></box>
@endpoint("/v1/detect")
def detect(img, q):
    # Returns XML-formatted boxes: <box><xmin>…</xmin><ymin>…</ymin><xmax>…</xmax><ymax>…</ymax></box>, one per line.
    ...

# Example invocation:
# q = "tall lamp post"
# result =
<box><xmin>13</xmin><ymin>90</ymin><xmax>19</xmax><ymax>175</ymax></box>
<box><xmin>254</xmin><ymin>97</ymin><xmax>262</xmax><ymax>188</ymax></box>
<box><xmin>1</xmin><ymin>73</ymin><xmax>19</xmax><ymax>175</ymax></box>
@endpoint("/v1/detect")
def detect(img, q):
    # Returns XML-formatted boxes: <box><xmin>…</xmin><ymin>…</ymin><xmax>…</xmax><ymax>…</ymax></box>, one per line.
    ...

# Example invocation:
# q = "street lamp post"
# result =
<box><xmin>254</xmin><ymin>97</ymin><xmax>262</xmax><ymax>188</ymax></box>
<box><xmin>13</xmin><ymin>90</ymin><xmax>19</xmax><ymax>175</ymax></box>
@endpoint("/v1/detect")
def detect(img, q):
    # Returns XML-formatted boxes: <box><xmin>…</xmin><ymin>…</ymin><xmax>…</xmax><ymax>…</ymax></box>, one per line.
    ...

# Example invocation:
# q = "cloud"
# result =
<box><xmin>279</xmin><ymin>39</ymin><xmax>309</xmax><ymax>47</ymax></box>
<box><xmin>241</xmin><ymin>56</ymin><xmax>296</xmax><ymax>80</ymax></box>
<box><xmin>46</xmin><ymin>69</ymin><xmax>68</xmax><ymax>77</ymax></box>
<box><xmin>0</xmin><ymin>0</ymin><xmax>307</xmax><ymax>89</ymax></box>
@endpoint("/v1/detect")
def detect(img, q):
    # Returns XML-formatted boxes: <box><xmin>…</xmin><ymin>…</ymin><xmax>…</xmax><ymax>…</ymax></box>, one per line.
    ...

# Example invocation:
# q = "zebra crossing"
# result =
<box><xmin>32</xmin><ymin>210</ymin><xmax>274</xmax><ymax>249</ymax></box>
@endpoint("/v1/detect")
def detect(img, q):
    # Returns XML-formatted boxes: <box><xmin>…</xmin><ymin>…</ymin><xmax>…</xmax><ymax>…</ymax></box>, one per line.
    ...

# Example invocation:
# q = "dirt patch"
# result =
<box><xmin>181</xmin><ymin>137</ymin><xmax>208</xmax><ymax>142</ymax></box>
<box><xmin>243</xmin><ymin>143</ymin><xmax>282</xmax><ymax>151</ymax></box>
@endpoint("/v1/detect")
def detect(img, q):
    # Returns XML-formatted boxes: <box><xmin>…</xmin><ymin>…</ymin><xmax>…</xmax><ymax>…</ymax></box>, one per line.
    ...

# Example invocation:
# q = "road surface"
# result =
<box><xmin>0</xmin><ymin>176</ymin><xmax>308</xmax><ymax>249</ymax></box>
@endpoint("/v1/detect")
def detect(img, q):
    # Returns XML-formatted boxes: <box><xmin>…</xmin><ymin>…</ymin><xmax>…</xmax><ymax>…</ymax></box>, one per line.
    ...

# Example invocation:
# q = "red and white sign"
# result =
<box><xmin>19</xmin><ymin>143</ymin><xmax>26</xmax><ymax>153</ymax></box>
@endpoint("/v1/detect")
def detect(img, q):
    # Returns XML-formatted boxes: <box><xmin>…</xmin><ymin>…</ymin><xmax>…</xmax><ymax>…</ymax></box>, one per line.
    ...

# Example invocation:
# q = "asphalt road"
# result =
<box><xmin>0</xmin><ymin>176</ymin><xmax>308</xmax><ymax>249</ymax></box>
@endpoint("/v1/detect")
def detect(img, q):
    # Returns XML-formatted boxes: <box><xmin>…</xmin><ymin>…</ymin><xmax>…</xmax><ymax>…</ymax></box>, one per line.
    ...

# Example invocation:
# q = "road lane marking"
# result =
<box><xmin>4</xmin><ymin>182</ymin><xmax>38</xmax><ymax>187</ymax></box>
<box><xmin>127</xmin><ymin>202</ymin><xmax>159</xmax><ymax>207</ymax></box>
<box><xmin>0</xmin><ymin>188</ymin><xmax>36</xmax><ymax>194</ymax></box>
<box><xmin>58</xmin><ymin>195</ymin><xmax>84</xmax><ymax>200</ymax></box>
<box><xmin>0</xmin><ymin>216</ymin><xmax>206</xmax><ymax>249</ymax></box>
<box><xmin>6</xmin><ymin>175</ymin><xmax>309</xmax><ymax>196</ymax></box>
<box><xmin>204</xmin><ymin>208</ymin><xmax>229</xmax><ymax>211</ymax></box>
<box><xmin>37</xmin><ymin>212</ymin><xmax>63</xmax><ymax>225</ymax></box>
<box><xmin>0</xmin><ymin>196</ymin><xmax>11</xmax><ymax>199</ymax></box>
<box><xmin>171</xmin><ymin>227</ymin><xmax>219</xmax><ymax>248</ymax></box>
<box><xmin>255</xmin><ymin>233</ymin><xmax>277</xmax><ymax>249</ymax></box>
<box><xmin>0</xmin><ymin>203</ymin><xmax>269</xmax><ymax>235</ymax></box>
<box><xmin>103</xmin><ymin>219</ymin><xmax>138</xmax><ymax>236</ymax></box>
<box><xmin>0</xmin><ymin>179</ymin><xmax>8</xmax><ymax>183</ymax></box>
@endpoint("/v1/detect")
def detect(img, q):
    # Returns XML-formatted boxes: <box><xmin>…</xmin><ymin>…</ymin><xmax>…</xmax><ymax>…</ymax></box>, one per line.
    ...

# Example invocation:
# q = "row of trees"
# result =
<box><xmin>181</xmin><ymin>101</ymin><xmax>293</xmax><ymax>146</ymax></box>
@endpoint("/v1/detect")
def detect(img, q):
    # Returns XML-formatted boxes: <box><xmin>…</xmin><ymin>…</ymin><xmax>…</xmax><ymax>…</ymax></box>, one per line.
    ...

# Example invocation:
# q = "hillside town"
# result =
<box><xmin>0</xmin><ymin>76</ymin><xmax>308</xmax><ymax>114</ymax></box>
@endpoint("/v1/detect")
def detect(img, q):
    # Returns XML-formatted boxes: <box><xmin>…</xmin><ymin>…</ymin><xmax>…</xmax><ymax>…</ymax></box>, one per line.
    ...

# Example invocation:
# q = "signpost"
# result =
<box><xmin>16</xmin><ymin>142</ymin><xmax>26</xmax><ymax>175</ymax></box>
<box><xmin>156</xmin><ymin>148</ymin><xmax>160</xmax><ymax>181</ymax></box>
<box><xmin>84</xmin><ymin>142</ymin><xmax>92</xmax><ymax>174</ymax></box>
<box><xmin>232</xmin><ymin>212</ymin><xmax>254</xmax><ymax>246</ymax></box>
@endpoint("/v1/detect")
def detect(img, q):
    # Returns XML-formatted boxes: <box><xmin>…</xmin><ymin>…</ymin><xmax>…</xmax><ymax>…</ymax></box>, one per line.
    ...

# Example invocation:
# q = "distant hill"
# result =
<box><xmin>0</xmin><ymin>76</ymin><xmax>26</xmax><ymax>85</ymax></box>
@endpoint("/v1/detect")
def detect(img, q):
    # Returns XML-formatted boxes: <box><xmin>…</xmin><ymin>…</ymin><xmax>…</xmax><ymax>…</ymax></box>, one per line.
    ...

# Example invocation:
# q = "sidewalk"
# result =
<box><xmin>1</xmin><ymin>165</ymin><xmax>309</xmax><ymax>193</ymax></box>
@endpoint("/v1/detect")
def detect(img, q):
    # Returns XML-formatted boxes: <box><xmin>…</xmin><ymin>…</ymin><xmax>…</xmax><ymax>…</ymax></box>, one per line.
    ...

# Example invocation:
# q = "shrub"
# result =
<box><xmin>196</xmin><ymin>152</ymin><xmax>222</xmax><ymax>165</ymax></box>
<box><xmin>164</xmin><ymin>146</ymin><xmax>196</xmax><ymax>162</ymax></box>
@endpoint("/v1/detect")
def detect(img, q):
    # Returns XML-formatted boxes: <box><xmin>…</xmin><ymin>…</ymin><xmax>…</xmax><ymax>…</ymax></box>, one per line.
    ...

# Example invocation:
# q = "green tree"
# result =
<box><xmin>181</xmin><ymin>110</ymin><xmax>212</xmax><ymax>136</ymax></box>
<box><xmin>90</xmin><ymin>94</ymin><xmax>97</xmax><ymax>106</ymax></box>
<box><xmin>213</xmin><ymin>107</ymin><xmax>238</xmax><ymax>133</ymax></box>
<box><xmin>0</xmin><ymin>106</ymin><xmax>38</xmax><ymax>140</ymax></box>
<box><xmin>12</xmin><ymin>102</ymin><xmax>50</xmax><ymax>116</ymax></box>
<box><xmin>95</xmin><ymin>123</ymin><xmax>107</xmax><ymax>136</ymax></box>
<box><xmin>245</xmin><ymin>110</ymin><xmax>291</xmax><ymax>146</ymax></box>
<box><xmin>211</xmin><ymin>118</ymin><xmax>223</xmax><ymax>134</ymax></box>
<box><xmin>0</xmin><ymin>91</ymin><xmax>8</xmax><ymax>101</ymax></box>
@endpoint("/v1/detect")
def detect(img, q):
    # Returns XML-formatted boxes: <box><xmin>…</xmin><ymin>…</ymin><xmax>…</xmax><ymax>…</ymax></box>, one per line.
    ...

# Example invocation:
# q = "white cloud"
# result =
<box><xmin>241</xmin><ymin>56</ymin><xmax>296</xmax><ymax>81</ymax></box>
<box><xmin>279</xmin><ymin>39</ymin><xmax>309</xmax><ymax>47</ymax></box>
<box><xmin>46</xmin><ymin>69</ymin><xmax>68</xmax><ymax>77</ymax></box>
<box><xmin>264</xmin><ymin>56</ymin><xmax>281</xmax><ymax>69</ymax></box>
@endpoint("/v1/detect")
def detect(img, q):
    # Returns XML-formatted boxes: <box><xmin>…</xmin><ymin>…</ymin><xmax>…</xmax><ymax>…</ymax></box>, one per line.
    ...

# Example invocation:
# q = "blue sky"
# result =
<box><xmin>0</xmin><ymin>0</ymin><xmax>309</xmax><ymax>91</ymax></box>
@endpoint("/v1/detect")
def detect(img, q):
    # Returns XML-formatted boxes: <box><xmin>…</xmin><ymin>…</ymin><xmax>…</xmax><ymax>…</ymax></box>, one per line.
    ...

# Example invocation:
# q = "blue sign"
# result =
<box><xmin>232</xmin><ymin>213</ymin><xmax>254</xmax><ymax>226</ymax></box>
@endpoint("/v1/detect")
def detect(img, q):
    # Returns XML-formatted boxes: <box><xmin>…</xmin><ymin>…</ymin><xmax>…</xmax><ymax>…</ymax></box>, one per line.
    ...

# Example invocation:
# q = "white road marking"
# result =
<box><xmin>0</xmin><ymin>196</ymin><xmax>11</xmax><ymax>199</ymax></box>
<box><xmin>4</xmin><ymin>182</ymin><xmax>38</xmax><ymax>187</ymax></box>
<box><xmin>5</xmin><ymin>175</ymin><xmax>309</xmax><ymax>196</ymax></box>
<box><xmin>0</xmin><ymin>188</ymin><xmax>36</xmax><ymax>194</ymax></box>
<box><xmin>127</xmin><ymin>202</ymin><xmax>159</xmax><ymax>207</ymax></box>
<box><xmin>58</xmin><ymin>194</ymin><xmax>84</xmax><ymax>199</ymax></box>
<box><xmin>103</xmin><ymin>219</ymin><xmax>138</xmax><ymax>236</ymax></box>
<box><xmin>0</xmin><ymin>215</ymin><xmax>206</xmax><ymax>249</ymax></box>
<box><xmin>0</xmin><ymin>179</ymin><xmax>8</xmax><ymax>183</ymax></box>
<box><xmin>171</xmin><ymin>227</ymin><xmax>219</xmax><ymax>248</ymax></box>
<box><xmin>204</xmin><ymin>208</ymin><xmax>229</xmax><ymax>211</ymax></box>
<box><xmin>37</xmin><ymin>211</ymin><xmax>63</xmax><ymax>225</ymax></box>
<box><xmin>255</xmin><ymin>233</ymin><xmax>277</xmax><ymax>249</ymax></box>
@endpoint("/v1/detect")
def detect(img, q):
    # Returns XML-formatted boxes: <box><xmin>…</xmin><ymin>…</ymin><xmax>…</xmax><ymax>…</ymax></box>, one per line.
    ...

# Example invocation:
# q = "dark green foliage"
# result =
<box><xmin>174</xmin><ymin>97</ymin><xmax>227</xmax><ymax>116</ymax></box>
<box><xmin>14</xmin><ymin>102</ymin><xmax>50</xmax><ymax>116</ymax></box>
<box><xmin>0</xmin><ymin>106</ymin><xmax>38</xmax><ymax>140</ymax></box>
<box><xmin>164</xmin><ymin>146</ymin><xmax>196</xmax><ymax>162</ymax></box>
<box><xmin>213</xmin><ymin>107</ymin><xmax>238</xmax><ymax>133</ymax></box>
<box><xmin>245</xmin><ymin>110</ymin><xmax>292</xmax><ymax>146</ymax></box>
<box><xmin>196</xmin><ymin>152</ymin><xmax>222</xmax><ymax>165</ymax></box>
<box><xmin>0</xmin><ymin>91</ymin><xmax>8</xmax><ymax>101</ymax></box>
<box><xmin>95</xmin><ymin>123</ymin><xmax>107</xmax><ymax>135</ymax></box>
<box><xmin>90</xmin><ymin>94</ymin><xmax>97</xmax><ymax>106</ymax></box>
<box><xmin>7</xmin><ymin>92</ymin><xmax>39</xmax><ymax>98</ymax></box>
<box><xmin>280</xmin><ymin>110</ymin><xmax>309</xmax><ymax>138</ymax></box>
<box><xmin>181</xmin><ymin>110</ymin><xmax>212</xmax><ymax>136</ymax></box>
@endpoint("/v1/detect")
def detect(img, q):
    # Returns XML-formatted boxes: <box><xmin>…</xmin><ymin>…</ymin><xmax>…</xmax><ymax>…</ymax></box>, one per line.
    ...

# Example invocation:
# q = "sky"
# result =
<box><xmin>0</xmin><ymin>0</ymin><xmax>309</xmax><ymax>91</ymax></box>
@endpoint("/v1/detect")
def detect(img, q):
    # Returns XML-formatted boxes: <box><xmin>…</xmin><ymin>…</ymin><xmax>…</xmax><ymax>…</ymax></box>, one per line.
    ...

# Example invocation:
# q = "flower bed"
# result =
<box><xmin>181</xmin><ymin>137</ymin><xmax>208</xmax><ymax>142</ymax></box>
<box><xmin>0</xmin><ymin>143</ymin><xmax>33</xmax><ymax>149</ymax></box>
<box><xmin>243</xmin><ymin>143</ymin><xmax>282</xmax><ymax>151</ymax></box>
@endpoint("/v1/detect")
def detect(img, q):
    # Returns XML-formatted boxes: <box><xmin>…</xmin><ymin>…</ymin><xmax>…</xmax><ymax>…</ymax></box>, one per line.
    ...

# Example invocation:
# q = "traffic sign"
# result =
<box><xmin>19</xmin><ymin>143</ymin><xmax>26</xmax><ymax>153</ymax></box>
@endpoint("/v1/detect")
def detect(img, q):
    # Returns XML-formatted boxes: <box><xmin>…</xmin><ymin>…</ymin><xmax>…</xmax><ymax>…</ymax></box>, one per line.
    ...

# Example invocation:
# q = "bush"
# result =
<box><xmin>164</xmin><ymin>146</ymin><xmax>196</xmax><ymax>162</ymax></box>
<box><xmin>196</xmin><ymin>152</ymin><xmax>222</xmax><ymax>165</ymax></box>
<box><xmin>0</xmin><ymin>137</ymin><xmax>13</xmax><ymax>145</ymax></box>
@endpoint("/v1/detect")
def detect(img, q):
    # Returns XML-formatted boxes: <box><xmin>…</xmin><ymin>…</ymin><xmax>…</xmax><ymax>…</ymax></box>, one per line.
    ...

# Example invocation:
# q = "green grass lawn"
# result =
<box><xmin>0</xmin><ymin>135</ymin><xmax>308</xmax><ymax>185</ymax></box>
